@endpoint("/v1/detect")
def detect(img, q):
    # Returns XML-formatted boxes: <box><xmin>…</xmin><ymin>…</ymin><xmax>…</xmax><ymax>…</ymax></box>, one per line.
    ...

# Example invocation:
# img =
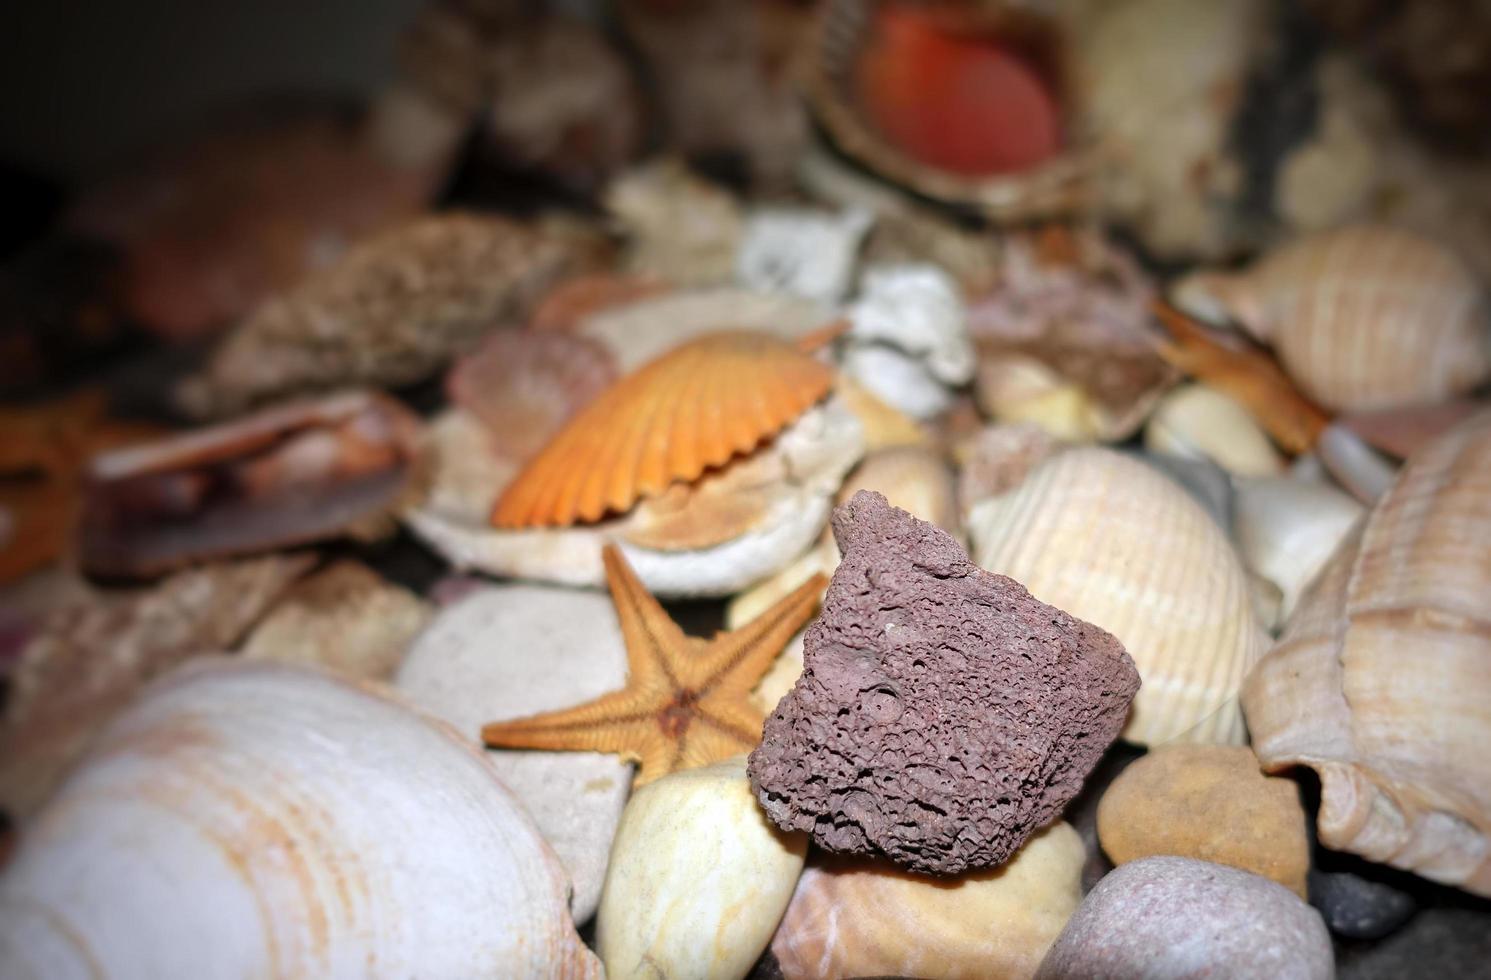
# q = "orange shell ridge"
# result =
<box><xmin>491</xmin><ymin>330</ymin><xmax>837</xmax><ymax>528</ymax></box>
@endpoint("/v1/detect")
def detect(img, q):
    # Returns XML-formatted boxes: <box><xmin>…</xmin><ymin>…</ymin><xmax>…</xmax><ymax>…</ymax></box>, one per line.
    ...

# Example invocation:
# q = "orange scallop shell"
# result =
<box><xmin>491</xmin><ymin>331</ymin><xmax>836</xmax><ymax>528</ymax></box>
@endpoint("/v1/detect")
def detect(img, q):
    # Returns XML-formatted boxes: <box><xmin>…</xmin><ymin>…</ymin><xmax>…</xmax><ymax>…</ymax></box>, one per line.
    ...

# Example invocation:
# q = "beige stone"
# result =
<box><xmin>1097</xmin><ymin>745</ymin><xmax>1310</xmax><ymax>896</ymax></box>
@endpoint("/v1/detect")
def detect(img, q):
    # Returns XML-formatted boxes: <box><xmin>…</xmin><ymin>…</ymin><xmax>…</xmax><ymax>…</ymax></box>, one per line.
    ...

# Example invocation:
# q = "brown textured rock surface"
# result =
<box><xmin>1097</xmin><ymin>744</ymin><xmax>1310</xmax><ymax>897</ymax></box>
<box><xmin>748</xmin><ymin>491</ymin><xmax>1140</xmax><ymax>875</ymax></box>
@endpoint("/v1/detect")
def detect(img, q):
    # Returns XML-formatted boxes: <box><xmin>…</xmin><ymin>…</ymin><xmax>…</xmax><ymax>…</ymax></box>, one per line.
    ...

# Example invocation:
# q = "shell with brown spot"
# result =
<box><xmin>0</xmin><ymin>658</ymin><xmax>601</xmax><ymax>978</ymax></box>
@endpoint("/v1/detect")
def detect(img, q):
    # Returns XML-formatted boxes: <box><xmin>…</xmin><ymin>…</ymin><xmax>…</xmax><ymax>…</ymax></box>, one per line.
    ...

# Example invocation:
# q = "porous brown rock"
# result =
<box><xmin>748</xmin><ymin>490</ymin><xmax>1140</xmax><ymax>875</ymax></box>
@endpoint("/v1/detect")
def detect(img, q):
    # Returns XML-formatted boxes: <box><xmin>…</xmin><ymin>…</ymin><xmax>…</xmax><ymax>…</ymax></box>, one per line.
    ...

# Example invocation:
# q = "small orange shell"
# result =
<box><xmin>492</xmin><ymin>331</ymin><xmax>835</xmax><ymax>527</ymax></box>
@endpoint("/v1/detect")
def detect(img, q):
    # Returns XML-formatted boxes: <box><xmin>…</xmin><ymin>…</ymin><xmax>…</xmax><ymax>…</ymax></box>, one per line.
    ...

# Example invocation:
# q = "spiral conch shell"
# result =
<box><xmin>1175</xmin><ymin>225</ymin><xmax>1491</xmax><ymax>411</ymax></box>
<box><xmin>969</xmin><ymin>448</ymin><xmax>1270</xmax><ymax>745</ymax></box>
<box><xmin>0</xmin><ymin>659</ymin><xmax>601</xmax><ymax>979</ymax></box>
<box><xmin>492</xmin><ymin>330</ymin><xmax>838</xmax><ymax>528</ymax></box>
<box><xmin>1242</xmin><ymin>409</ymin><xmax>1491</xmax><ymax>895</ymax></box>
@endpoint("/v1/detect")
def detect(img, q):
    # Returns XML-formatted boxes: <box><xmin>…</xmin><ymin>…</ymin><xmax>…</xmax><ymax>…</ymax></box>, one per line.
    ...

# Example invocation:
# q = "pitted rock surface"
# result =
<box><xmin>748</xmin><ymin>490</ymin><xmax>1140</xmax><ymax>875</ymax></box>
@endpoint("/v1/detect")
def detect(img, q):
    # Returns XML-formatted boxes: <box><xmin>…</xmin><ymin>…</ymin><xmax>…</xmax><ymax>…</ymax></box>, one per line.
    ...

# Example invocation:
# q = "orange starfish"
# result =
<box><xmin>481</xmin><ymin>544</ymin><xmax>827</xmax><ymax>786</ymax></box>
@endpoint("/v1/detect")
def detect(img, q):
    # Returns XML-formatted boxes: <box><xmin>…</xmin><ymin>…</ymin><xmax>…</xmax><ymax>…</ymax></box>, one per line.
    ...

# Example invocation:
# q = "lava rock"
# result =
<box><xmin>748</xmin><ymin>490</ymin><xmax>1141</xmax><ymax>875</ymax></box>
<box><xmin>1309</xmin><ymin>861</ymin><xmax>1419</xmax><ymax>941</ymax></box>
<box><xmin>1035</xmin><ymin>856</ymin><xmax>1334</xmax><ymax>980</ymax></box>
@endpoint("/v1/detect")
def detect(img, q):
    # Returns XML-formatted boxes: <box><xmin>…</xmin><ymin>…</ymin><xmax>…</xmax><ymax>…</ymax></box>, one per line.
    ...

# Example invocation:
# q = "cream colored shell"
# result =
<box><xmin>771</xmin><ymin>822</ymin><xmax>1084</xmax><ymax>980</ymax></box>
<box><xmin>596</xmin><ymin>755</ymin><xmax>807</xmax><ymax>980</ymax></box>
<box><xmin>1145</xmin><ymin>383</ymin><xmax>1285</xmax><ymax>477</ymax></box>
<box><xmin>0</xmin><ymin>659</ymin><xmax>600</xmax><ymax>979</ymax></box>
<box><xmin>970</xmin><ymin>448</ymin><xmax>1270</xmax><ymax>745</ymax></box>
<box><xmin>1242</xmin><ymin>409</ymin><xmax>1491</xmax><ymax>895</ymax></box>
<box><xmin>1179</xmin><ymin>225</ymin><xmax>1491</xmax><ymax>411</ymax></box>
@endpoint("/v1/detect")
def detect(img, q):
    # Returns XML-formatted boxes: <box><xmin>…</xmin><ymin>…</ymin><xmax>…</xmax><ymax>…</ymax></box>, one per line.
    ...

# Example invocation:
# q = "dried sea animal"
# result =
<box><xmin>970</xmin><ymin>448</ymin><xmax>1271</xmax><ymax>746</ymax></box>
<box><xmin>1175</xmin><ymin>225</ymin><xmax>1491</xmax><ymax>412</ymax></box>
<box><xmin>0</xmin><ymin>554</ymin><xmax>312</xmax><ymax>818</ymax></box>
<box><xmin>968</xmin><ymin>228</ymin><xmax>1175</xmax><ymax>442</ymax></box>
<box><xmin>0</xmin><ymin>659</ymin><xmax>601</xmax><ymax>978</ymax></box>
<box><xmin>1151</xmin><ymin>300</ymin><xmax>1329</xmax><ymax>455</ymax></box>
<box><xmin>596</xmin><ymin>756</ymin><xmax>807</xmax><ymax>980</ymax></box>
<box><xmin>771</xmin><ymin>822</ymin><xmax>1085</xmax><ymax>980</ymax></box>
<box><xmin>446</xmin><ymin>328</ymin><xmax>617</xmax><ymax>464</ymax></box>
<box><xmin>808</xmin><ymin>0</ymin><xmax>1085</xmax><ymax>220</ymax></box>
<box><xmin>177</xmin><ymin>213</ymin><xmax>591</xmax><ymax>417</ymax></box>
<box><xmin>1242</xmin><ymin>409</ymin><xmax>1491</xmax><ymax>896</ymax></box>
<box><xmin>79</xmin><ymin>391</ymin><xmax>423</xmax><ymax>578</ymax></box>
<box><xmin>405</xmin><ymin>398</ymin><xmax>864</xmax><ymax>597</ymax></box>
<box><xmin>492</xmin><ymin>330</ymin><xmax>840</xmax><ymax>528</ymax></box>
<box><xmin>1145</xmin><ymin>383</ymin><xmax>1285</xmax><ymax>478</ymax></box>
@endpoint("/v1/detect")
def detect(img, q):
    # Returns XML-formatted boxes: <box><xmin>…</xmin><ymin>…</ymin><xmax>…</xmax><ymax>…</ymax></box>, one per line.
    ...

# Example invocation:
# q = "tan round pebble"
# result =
<box><xmin>1096</xmin><ymin>745</ymin><xmax>1309</xmax><ymax>897</ymax></box>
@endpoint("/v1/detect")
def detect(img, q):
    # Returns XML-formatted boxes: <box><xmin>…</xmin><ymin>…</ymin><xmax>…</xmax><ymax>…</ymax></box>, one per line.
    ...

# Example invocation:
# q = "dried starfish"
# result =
<box><xmin>481</xmin><ymin>543</ymin><xmax>827</xmax><ymax>786</ymax></box>
<box><xmin>1150</xmin><ymin>300</ymin><xmax>1330</xmax><ymax>455</ymax></box>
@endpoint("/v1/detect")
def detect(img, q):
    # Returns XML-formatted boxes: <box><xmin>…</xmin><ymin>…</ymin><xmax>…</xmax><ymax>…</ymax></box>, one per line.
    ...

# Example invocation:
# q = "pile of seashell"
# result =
<box><xmin>2</xmin><ymin>1</ymin><xmax>1490</xmax><ymax>977</ymax></box>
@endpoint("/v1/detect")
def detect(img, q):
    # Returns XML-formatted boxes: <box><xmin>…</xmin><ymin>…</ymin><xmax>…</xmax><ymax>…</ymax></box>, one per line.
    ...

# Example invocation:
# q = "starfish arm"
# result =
<box><xmin>480</xmin><ymin>688</ymin><xmax>661</xmax><ymax>757</ymax></box>
<box><xmin>703</xmin><ymin>571</ymin><xmax>828</xmax><ymax>698</ymax></box>
<box><xmin>602</xmin><ymin>543</ymin><xmax>691</xmax><ymax>689</ymax></box>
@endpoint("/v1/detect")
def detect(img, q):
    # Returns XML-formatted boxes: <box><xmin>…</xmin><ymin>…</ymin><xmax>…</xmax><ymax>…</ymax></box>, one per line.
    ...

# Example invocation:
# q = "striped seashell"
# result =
<box><xmin>0</xmin><ymin>658</ymin><xmax>600</xmax><ymax>978</ymax></box>
<box><xmin>969</xmin><ymin>448</ymin><xmax>1270</xmax><ymax>746</ymax></box>
<box><xmin>806</xmin><ymin>0</ymin><xmax>1087</xmax><ymax>222</ymax></box>
<box><xmin>492</xmin><ymin>329</ymin><xmax>838</xmax><ymax>528</ymax></box>
<box><xmin>1242</xmin><ymin>408</ymin><xmax>1491</xmax><ymax>896</ymax></box>
<box><xmin>1175</xmin><ymin>225</ymin><xmax>1491</xmax><ymax>412</ymax></box>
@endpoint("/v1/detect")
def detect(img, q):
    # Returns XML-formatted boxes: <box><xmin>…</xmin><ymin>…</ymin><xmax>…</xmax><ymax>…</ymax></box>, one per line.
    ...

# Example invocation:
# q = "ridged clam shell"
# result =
<box><xmin>1178</xmin><ymin>225</ymin><xmax>1491</xmax><ymax>411</ymax></box>
<box><xmin>1242</xmin><ymin>409</ymin><xmax>1491</xmax><ymax>895</ymax></box>
<box><xmin>806</xmin><ymin>0</ymin><xmax>1087</xmax><ymax>221</ymax></box>
<box><xmin>0</xmin><ymin>658</ymin><xmax>600</xmax><ymax>978</ymax></box>
<box><xmin>492</xmin><ymin>331</ymin><xmax>836</xmax><ymax>528</ymax></box>
<box><xmin>969</xmin><ymin>448</ymin><xmax>1270</xmax><ymax>745</ymax></box>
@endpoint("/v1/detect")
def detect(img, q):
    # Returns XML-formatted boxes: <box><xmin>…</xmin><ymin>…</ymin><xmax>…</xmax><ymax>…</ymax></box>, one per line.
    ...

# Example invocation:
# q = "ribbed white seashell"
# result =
<box><xmin>736</xmin><ymin>207</ymin><xmax>873</xmax><ymax>304</ymax></box>
<box><xmin>404</xmin><ymin>398</ymin><xmax>865</xmax><ymax>597</ymax></box>
<box><xmin>1242</xmin><ymin>409</ymin><xmax>1491</xmax><ymax>895</ymax></box>
<box><xmin>1174</xmin><ymin>225</ymin><xmax>1491</xmax><ymax>411</ymax></box>
<box><xmin>969</xmin><ymin>448</ymin><xmax>1270</xmax><ymax>745</ymax></box>
<box><xmin>0</xmin><ymin>659</ymin><xmax>600</xmax><ymax>979</ymax></box>
<box><xmin>771</xmin><ymin>822</ymin><xmax>1084</xmax><ymax>980</ymax></box>
<box><xmin>1145</xmin><ymin>383</ymin><xmax>1285</xmax><ymax>477</ymax></box>
<box><xmin>1233</xmin><ymin>476</ymin><xmax>1364</xmax><ymax>628</ymax></box>
<box><xmin>597</xmin><ymin>755</ymin><xmax>807</xmax><ymax>980</ymax></box>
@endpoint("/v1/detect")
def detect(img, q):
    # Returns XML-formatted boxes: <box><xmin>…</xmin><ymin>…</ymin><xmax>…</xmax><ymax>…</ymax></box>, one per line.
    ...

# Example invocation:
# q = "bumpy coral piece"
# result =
<box><xmin>749</xmin><ymin>490</ymin><xmax>1140</xmax><ymax>875</ymax></box>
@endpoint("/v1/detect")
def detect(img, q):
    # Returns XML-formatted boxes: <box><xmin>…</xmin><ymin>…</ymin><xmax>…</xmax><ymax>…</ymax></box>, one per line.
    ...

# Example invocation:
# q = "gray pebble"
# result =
<box><xmin>1309</xmin><ymin>867</ymin><xmax>1417</xmax><ymax>940</ymax></box>
<box><xmin>1036</xmin><ymin>856</ymin><xmax>1334</xmax><ymax>980</ymax></box>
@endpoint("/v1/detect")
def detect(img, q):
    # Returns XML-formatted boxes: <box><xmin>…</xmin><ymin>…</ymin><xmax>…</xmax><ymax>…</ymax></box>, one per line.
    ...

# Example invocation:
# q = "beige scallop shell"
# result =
<box><xmin>1242</xmin><ymin>408</ymin><xmax>1491</xmax><ymax>895</ymax></box>
<box><xmin>969</xmin><ymin>448</ymin><xmax>1270</xmax><ymax>745</ymax></box>
<box><xmin>0</xmin><ymin>658</ymin><xmax>600</xmax><ymax>979</ymax></box>
<box><xmin>771</xmin><ymin>822</ymin><xmax>1084</xmax><ymax>980</ymax></box>
<box><xmin>1183</xmin><ymin>225</ymin><xmax>1491</xmax><ymax>412</ymax></box>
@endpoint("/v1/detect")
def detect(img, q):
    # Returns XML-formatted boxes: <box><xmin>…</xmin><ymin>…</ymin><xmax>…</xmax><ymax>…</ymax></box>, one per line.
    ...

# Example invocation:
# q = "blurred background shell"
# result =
<box><xmin>0</xmin><ymin>658</ymin><xmax>601</xmax><ymax>979</ymax></box>
<box><xmin>805</xmin><ymin>0</ymin><xmax>1087</xmax><ymax>222</ymax></box>
<box><xmin>1176</xmin><ymin>225</ymin><xmax>1491</xmax><ymax>412</ymax></box>
<box><xmin>969</xmin><ymin>448</ymin><xmax>1270</xmax><ymax>746</ymax></box>
<box><xmin>1242</xmin><ymin>409</ymin><xmax>1491</xmax><ymax>896</ymax></box>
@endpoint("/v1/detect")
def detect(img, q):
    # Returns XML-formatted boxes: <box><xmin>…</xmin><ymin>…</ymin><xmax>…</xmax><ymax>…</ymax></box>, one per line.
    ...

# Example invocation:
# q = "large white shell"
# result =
<box><xmin>1242</xmin><ymin>409</ymin><xmax>1491</xmax><ymax>895</ymax></box>
<box><xmin>771</xmin><ymin>822</ymin><xmax>1084</xmax><ymax>980</ymax></box>
<box><xmin>404</xmin><ymin>397</ymin><xmax>865</xmax><ymax>597</ymax></box>
<box><xmin>969</xmin><ymin>448</ymin><xmax>1270</xmax><ymax>745</ymax></box>
<box><xmin>0</xmin><ymin>659</ymin><xmax>600</xmax><ymax>979</ymax></box>
<box><xmin>735</xmin><ymin>207</ymin><xmax>873</xmax><ymax>304</ymax></box>
<box><xmin>395</xmin><ymin>584</ymin><xmax>632</xmax><ymax>922</ymax></box>
<box><xmin>1176</xmin><ymin>224</ymin><xmax>1491</xmax><ymax>412</ymax></box>
<box><xmin>596</xmin><ymin>755</ymin><xmax>807</xmax><ymax>980</ymax></box>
